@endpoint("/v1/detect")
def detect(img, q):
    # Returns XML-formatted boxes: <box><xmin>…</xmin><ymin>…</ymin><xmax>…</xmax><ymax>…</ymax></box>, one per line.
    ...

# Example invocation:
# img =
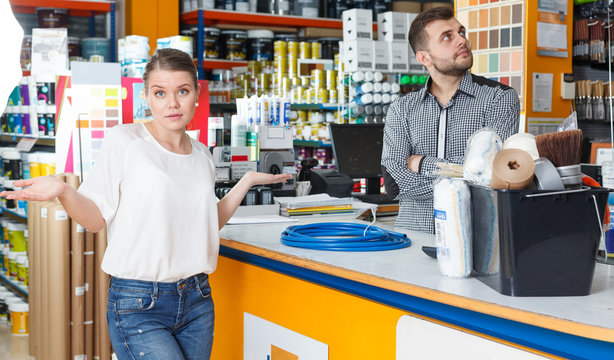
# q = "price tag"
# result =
<box><xmin>16</xmin><ymin>137</ymin><xmax>37</xmax><ymax>152</ymax></box>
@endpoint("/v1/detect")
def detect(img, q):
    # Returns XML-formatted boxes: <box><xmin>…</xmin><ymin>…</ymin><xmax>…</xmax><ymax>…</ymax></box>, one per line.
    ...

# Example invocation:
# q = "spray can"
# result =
<box><xmin>351</xmin><ymin>82</ymin><xmax>373</xmax><ymax>97</ymax></box>
<box><xmin>382</xmin><ymin>82</ymin><xmax>391</xmax><ymax>93</ymax></box>
<box><xmin>351</xmin><ymin>93</ymin><xmax>373</xmax><ymax>106</ymax></box>
<box><xmin>372</xmin><ymin>82</ymin><xmax>383</xmax><ymax>93</ymax></box>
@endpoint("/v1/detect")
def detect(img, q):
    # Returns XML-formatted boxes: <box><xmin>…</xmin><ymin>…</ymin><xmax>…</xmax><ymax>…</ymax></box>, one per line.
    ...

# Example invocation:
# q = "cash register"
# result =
<box><xmin>329</xmin><ymin>123</ymin><xmax>398</xmax><ymax>205</ymax></box>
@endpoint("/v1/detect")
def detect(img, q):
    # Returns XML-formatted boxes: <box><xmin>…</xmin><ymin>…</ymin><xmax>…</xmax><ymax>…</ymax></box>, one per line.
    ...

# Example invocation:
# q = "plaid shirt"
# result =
<box><xmin>381</xmin><ymin>71</ymin><xmax>520</xmax><ymax>233</ymax></box>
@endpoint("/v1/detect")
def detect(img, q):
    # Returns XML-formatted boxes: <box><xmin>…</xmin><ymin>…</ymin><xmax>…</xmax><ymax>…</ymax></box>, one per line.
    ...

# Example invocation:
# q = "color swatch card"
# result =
<box><xmin>59</xmin><ymin>62</ymin><xmax>122</xmax><ymax>180</ymax></box>
<box><xmin>456</xmin><ymin>0</ymin><xmax>525</xmax><ymax>108</ymax></box>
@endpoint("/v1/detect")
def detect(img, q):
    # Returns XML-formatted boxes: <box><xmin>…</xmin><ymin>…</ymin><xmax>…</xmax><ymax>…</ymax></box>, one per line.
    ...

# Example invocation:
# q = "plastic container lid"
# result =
<box><xmin>68</xmin><ymin>36</ymin><xmax>80</xmax><ymax>43</ymax></box>
<box><xmin>9</xmin><ymin>302</ymin><xmax>28</xmax><ymax>312</ymax></box>
<box><xmin>82</xmin><ymin>37</ymin><xmax>109</xmax><ymax>42</ymax></box>
<box><xmin>3</xmin><ymin>179</ymin><xmax>15</xmax><ymax>189</ymax></box>
<box><xmin>8</xmin><ymin>251</ymin><xmax>17</xmax><ymax>260</ymax></box>
<box><xmin>0</xmin><ymin>292</ymin><xmax>12</xmax><ymax>300</ymax></box>
<box><xmin>221</xmin><ymin>30</ymin><xmax>247</xmax><ymax>35</ymax></box>
<box><xmin>38</xmin><ymin>152</ymin><xmax>56</xmax><ymax>164</ymax></box>
<box><xmin>247</xmin><ymin>30</ymin><xmax>274</xmax><ymax>39</ymax></box>
<box><xmin>36</xmin><ymin>7</ymin><xmax>69</xmax><ymax>13</ymax></box>
<box><xmin>27</xmin><ymin>153</ymin><xmax>38</xmax><ymax>162</ymax></box>
<box><xmin>204</xmin><ymin>27</ymin><xmax>220</xmax><ymax>35</ymax></box>
<box><xmin>6</xmin><ymin>222</ymin><xmax>25</xmax><ymax>231</ymax></box>
<box><xmin>16</xmin><ymin>255</ymin><xmax>27</xmax><ymax>265</ymax></box>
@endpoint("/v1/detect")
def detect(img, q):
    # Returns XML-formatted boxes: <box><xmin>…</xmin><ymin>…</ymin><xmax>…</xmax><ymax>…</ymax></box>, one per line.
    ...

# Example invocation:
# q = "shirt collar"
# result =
<box><xmin>421</xmin><ymin>70</ymin><xmax>475</xmax><ymax>101</ymax></box>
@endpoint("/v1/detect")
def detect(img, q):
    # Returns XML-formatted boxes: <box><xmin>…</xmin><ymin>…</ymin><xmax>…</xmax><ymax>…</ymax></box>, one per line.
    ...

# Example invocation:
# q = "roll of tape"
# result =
<box><xmin>491</xmin><ymin>149</ymin><xmax>535</xmax><ymax>190</ymax></box>
<box><xmin>534</xmin><ymin>158</ymin><xmax>565</xmax><ymax>191</ymax></box>
<box><xmin>503</xmin><ymin>133</ymin><xmax>539</xmax><ymax>160</ymax></box>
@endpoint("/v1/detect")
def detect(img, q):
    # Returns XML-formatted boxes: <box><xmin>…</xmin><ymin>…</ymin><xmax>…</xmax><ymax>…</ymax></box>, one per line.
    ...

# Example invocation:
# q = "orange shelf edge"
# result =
<box><xmin>181</xmin><ymin>9</ymin><xmax>343</xmax><ymax>29</ymax></box>
<box><xmin>197</xmin><ymin>59</ymin><xmax>249</xmax><ymax>70</ymax></box>
<box><xmin>10</xmin><ymin>0</ymin><xmax>112</xmax><ymax>13</ymax></box>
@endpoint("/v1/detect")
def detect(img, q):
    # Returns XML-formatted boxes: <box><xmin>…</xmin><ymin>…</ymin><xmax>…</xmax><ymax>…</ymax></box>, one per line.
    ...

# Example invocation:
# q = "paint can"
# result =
<box><xmin>9</xmin><ymin>301</ymin><xmax>28</xmax><ymax>336</ymax></box>
<box><xmin>81</xmin><ymin>38</ymin><xmax>111</xmax><ymax>62</ymax></box>
<box><xmin>2</xmin><ymin>150</ymin><xmax>22</xmax><ymax>180</ymax></box>
<box><xmin>38</xmin><ymin>152</ymin><xmax>56</xmax><ymax>176</ymax></box>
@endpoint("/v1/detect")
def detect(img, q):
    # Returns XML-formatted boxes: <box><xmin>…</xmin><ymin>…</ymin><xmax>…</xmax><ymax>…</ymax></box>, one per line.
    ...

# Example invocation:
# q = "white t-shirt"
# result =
<box><xmin>78</xmin><ymin>123</ymin><xmax>219</xmax><ymax>282</ymax></box>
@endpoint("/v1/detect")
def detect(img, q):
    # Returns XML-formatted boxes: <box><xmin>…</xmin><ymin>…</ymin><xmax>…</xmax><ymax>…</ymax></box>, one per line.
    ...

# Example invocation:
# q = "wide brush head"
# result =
<box><xmin>535</xmin><ymin>129</ymin><xmax>583</xmax><ymax>167</ymax></box>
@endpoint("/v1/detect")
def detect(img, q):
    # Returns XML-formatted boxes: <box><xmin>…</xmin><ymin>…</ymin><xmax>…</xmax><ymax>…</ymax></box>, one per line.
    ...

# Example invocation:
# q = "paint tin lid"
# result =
<box><xmin>27</xmin><ymin>153</ymin><xmax>38</xmax><ymax>162</ymax></box>
<box><xmin>9</xmin><ymin>302</ymin><xmax>28</xmax><ymax>312</ymax></box>
<box><xmin>2</xmin><ymin>150</ymin><xmax>21</xmax><ymax>160</ymax></box>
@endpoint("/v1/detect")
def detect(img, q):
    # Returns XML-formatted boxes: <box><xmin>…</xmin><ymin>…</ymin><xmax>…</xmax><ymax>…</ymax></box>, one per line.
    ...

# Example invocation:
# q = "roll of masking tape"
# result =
<box><xmin>503</xmin><ymin>133</ymin><xmax>540</xmax><ymax>160</ymax></box>
<box><xmin>491</xmin><ymin>149</ymin><xmax>536</xmax><ymax>190</ymax></box>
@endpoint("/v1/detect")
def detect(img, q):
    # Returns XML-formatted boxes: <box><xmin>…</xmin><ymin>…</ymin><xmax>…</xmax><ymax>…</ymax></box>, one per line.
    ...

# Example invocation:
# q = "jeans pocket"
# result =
<box><xmin>198</xmin><ymin>277</ymin><xmax>212</xmax><ymax>299</ymax></box>
<box><xmin>116</xmin><ymin>293</ymin><xmax>156</xmax><ymax>314</ymax></box>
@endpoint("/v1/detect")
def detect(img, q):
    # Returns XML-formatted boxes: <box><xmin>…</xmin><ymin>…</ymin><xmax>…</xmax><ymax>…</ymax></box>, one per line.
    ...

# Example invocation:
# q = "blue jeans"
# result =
<box><xmin>106</xmin><ymin>273</ymin><xmax>214</xmax><ymax>360</ymax></box>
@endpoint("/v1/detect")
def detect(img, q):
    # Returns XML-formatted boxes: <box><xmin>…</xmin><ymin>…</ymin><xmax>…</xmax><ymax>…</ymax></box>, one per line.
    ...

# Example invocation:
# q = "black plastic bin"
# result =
<box><xmin>468</xmin><ymin>184</ymin><xmax>609</xmax><ymax>296</ymax></box>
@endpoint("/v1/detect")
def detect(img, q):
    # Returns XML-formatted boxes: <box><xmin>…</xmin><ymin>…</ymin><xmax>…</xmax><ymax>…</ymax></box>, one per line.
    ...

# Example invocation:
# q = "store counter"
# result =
<box><xmin>209</xmin><ymin>218</ymin><xmax>614</xmax><ymax>359</ymax></box>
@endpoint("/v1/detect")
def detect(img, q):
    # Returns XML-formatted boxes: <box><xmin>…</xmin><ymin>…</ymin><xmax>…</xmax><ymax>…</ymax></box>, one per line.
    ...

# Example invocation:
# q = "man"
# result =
<box><xmin>381</xmin><ymin>7</ymin><xmax>519</xmax><ymax>233</ymax></box>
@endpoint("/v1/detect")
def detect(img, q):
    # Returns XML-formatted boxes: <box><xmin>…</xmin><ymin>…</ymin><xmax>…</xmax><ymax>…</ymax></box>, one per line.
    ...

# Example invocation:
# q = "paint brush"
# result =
<box><xmin>535</xmin><ymin>129</ymin><xmax>583</xmax><ymax>168</ymax></box>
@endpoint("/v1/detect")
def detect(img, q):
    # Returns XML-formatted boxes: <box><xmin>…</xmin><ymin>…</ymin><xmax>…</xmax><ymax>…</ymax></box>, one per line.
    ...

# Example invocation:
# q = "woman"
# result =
<box><xmin>1</xmin><ymin>48</ymin><xmax>292</xmax><ymax>359</ymax></box>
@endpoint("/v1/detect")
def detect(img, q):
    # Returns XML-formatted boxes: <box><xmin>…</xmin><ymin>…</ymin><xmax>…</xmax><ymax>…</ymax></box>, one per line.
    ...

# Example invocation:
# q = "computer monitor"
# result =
<box><xmin>329</xmin><ymin>123</ymin><xmax>385</xmax><ymax>194</ymax></box>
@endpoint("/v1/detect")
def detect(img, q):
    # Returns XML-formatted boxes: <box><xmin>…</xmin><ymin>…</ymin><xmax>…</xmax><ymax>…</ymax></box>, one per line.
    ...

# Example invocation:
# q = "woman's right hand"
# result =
<box><xmin>0</xmin><ymin>176</ymin><xmax>68</xmax><ymax>201</ymax></box>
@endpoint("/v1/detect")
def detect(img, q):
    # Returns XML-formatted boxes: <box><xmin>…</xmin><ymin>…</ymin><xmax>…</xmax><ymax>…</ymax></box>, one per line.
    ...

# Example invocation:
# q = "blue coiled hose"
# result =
<box><xmin>280</xmin><ymin>222</ymin><xmax>411</xmax><ymax>251</ymax></box>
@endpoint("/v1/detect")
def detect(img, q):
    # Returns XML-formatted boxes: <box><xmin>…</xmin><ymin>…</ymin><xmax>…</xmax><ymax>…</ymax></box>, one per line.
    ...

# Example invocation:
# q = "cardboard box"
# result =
<box><xmin>377</xmin><ymin>12</ymin><xmax>410</xmax><ymax>42</ymax></box>
<box><xmin>372</xmin><ymin>41</ymin><xmax>389</xmax><ymax>72</ymax></box>
<box><xmin>388</xmin><ymin>42</ymin><xmax>409</xmax><ymax>72</ymax></box>
<box><xmin>344</xmin><ymin>40</ymin><xmax>374</xmax><ymax>72</ymax></box>
<box><xmin>342</xmin><ymin>8</ymin><xmax>373</xmax><ymax>41</ymax></box>
<box><xmin>299</xmin><ymin>27</ymin><xmax>344</xmax><ymax>39</ymax></box>
<box><xmin>392</xmin><ymin>1</ymin><xmax>422</xmax><ymax>13</ymax></box>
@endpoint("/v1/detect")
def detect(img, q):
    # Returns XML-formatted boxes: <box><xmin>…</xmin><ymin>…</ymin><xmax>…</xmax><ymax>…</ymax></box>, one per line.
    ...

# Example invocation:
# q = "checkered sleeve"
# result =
<box><xmin>381</xmin><ymin>98</ymin><xmax>435</xmax><ymax>201</ymax></box>
<box><xmin>484</xmin><ymin>88</ymin><xmax>520</xmax><ymax>141</ymax></box>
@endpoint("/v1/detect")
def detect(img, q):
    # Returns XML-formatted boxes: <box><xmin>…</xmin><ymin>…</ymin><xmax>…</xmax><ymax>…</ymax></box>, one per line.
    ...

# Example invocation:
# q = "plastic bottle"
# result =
<box><xmin>230</xmin><ymin>115</ymin><xmax>247</xmax><ymax>147</ymax></box>
<box><xmin>246</xmin><ymin>96</ymin><xmax>259</xmax><ymax>161</ymax></box>
<box><xmin>601</xmin><ymin>159</ymin><xmax>614</xmax><ymax>255</ymax></box>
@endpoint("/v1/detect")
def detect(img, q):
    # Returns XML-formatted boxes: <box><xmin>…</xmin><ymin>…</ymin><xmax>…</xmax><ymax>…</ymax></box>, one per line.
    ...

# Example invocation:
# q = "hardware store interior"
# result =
<box><xmin>0</xmin><ymin>0</ymin><xmax>614</xmax><ymax>359</ymax></box>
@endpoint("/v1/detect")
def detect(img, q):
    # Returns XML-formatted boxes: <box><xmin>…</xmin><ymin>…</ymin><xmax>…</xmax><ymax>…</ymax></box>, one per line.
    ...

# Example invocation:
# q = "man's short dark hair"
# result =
<box><xmin>408</xmin><ymin>7</ymin><xmax>455</xmax><ymax>54</ymax></box>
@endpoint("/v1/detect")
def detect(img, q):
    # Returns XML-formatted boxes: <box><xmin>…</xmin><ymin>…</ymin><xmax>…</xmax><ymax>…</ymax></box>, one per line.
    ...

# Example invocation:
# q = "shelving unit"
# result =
<box><xmin>10</xmin><ymin>0</ymin><xmax>117</xmax><ymax>61</ymax></box>
<box><xmin>181</xmin><ymin>9</ymin><xmax>363</xmax><ymax>79</ymax></box>
<box><xmin>0</xmin><ymin>134</ymin><xmax>55</xmax><ymax>147</ymax></box>
<box><xmin>0</xmin><ymin>271</ymin><xmax>28</xmax><ymax>297</ymax></box>
<box><xmin>1</xmin><ymin>208</ymin><xmax>28</xmax><ymax>221</ymax></box>
<box><xmin>293</xmin><ymin>139</ymin><xmax>331</xmax><ymax>148</ymax></box>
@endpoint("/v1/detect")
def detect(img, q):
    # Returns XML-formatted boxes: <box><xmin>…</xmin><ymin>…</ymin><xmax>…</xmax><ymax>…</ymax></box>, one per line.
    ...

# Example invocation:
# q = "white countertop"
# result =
<box><xmin>220</xmin><ymin>217</ymin><xmax>614</xmax><ymax>340</ymax></box>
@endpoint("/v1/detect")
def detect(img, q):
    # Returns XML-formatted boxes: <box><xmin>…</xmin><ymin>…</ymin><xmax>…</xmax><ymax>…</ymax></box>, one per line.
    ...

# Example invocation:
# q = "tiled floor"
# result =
<box><xmin>0</xmin><ymin>324</ymin><xmax>34</xmax><ymax>360</ymax></box>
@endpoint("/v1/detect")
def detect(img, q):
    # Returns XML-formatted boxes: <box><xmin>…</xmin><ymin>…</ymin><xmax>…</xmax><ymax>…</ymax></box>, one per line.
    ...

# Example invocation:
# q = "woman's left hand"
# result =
<box><xmin>245</xmin><ymin>171</ymin><xmax>293</xmax><ymax>186</ymax></box>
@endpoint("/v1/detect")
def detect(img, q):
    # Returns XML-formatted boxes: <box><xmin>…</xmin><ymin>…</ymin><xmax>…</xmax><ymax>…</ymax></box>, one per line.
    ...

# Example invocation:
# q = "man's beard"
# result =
<box><xmin>430</xmin><ymin>50</ymin><xmax>473</xmax><ymax>77</ymax></box>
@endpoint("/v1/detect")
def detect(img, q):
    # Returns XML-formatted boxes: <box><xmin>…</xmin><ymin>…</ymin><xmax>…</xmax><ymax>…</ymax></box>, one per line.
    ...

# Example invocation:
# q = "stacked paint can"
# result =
<box><xmin>341</xmin><ymin>70</ymin><xmax>400</xmax><ymax>124</ymax></box>
<box><xmin>156</xmin><ymin>35</ymin><xmax>193</xmax><ymax>58</ymax></box>
<box><xmin>1</xmin><ymin>77</ymin><xmax>54</xmax><ymax>138</ymax></box>
<box><xmin>118</xmin><ymin>35</ymin><xmax>150</xmax><ymax>78</ymax></box>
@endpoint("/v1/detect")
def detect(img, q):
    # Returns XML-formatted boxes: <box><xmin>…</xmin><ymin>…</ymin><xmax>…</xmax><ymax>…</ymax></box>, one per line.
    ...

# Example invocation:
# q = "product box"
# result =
<box><xmin>377</xmin><ymin>11</ymin><xmax>410</xmax><ymax>42</ymax></box>
<box><xmin>388</xmin><ymin>42</ymin><xmax>409</xmax><ymax>72</ymax></box>
<box><xmin>344</xmin><ymin>40</ymin><xmax>374</xmax><ymax>72</ymax></box>
<box><xmin>342</xmin><ymin>9</ymin><xmax>373</xmax><ymax>42</ymax></box>
<box><xmin>31</xmin><ymin>28</ymin><xmax>69</xmax><ymax>76</ymax></box>
<box><xmin>372</xmin><ymin>41</ymin><xmax>389</xmax><ymax>72</ymax></box>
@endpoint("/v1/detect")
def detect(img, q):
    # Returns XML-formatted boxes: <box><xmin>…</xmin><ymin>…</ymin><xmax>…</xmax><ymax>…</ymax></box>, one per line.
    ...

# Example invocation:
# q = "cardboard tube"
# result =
<box><xmin>71</xmin><ymin>219</ymin><xmax>86</xmax><ymax>359</ymax></box>
<box><xmin>491</xmin><ymin>149</ymin><xmax>536</xmax><ymax>190</ymax></box>
<box><xmin>39</xmin><ymin>201</ymin><xmax>53</xmax><ymax>357</ymax></box>
<box><xmin>47</xmin><ymin>204</ymin><xmax>71</xmax><ymax>360</ymax></box>
<box><xmin>27</xmin><ymin>201</ymin><xmax>38</xmax><ymax>358</ymax></box>
<box><xmin>64</xmin><ymin>173</ymin><xmax>81</xmax><ymax>190</ymax></box>
<box><xmin>96</xmin><ymin>229</ymin><xmax>111</xmax><ymax>360</ymax></box>
<box><xmin>85</xmin><ymin>231</ymin><xmax>95</xmax><ymax>360</ymax></box>
<box><xmin>65</xmin><ymin>172</ymin><xmax>86</xmax><ymax>359</ymax></box>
